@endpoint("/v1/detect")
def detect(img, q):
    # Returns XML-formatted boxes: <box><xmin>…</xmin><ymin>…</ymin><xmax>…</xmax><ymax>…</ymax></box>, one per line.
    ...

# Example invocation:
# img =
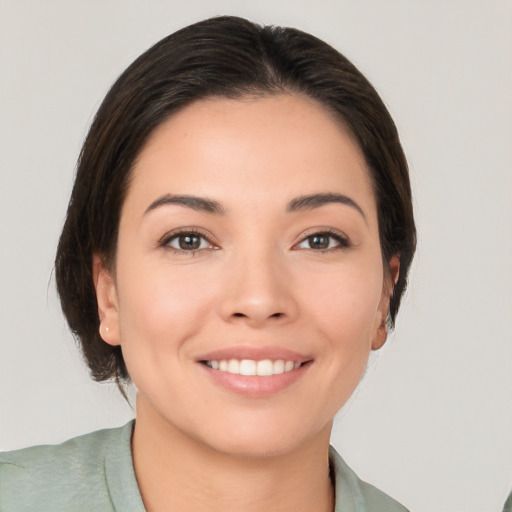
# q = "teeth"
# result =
<box><xmin>205</xmin><ymin>359</ymin><xmax>302</xmax><ymax>376</ymax></box>
<box><xmin>257</xmin><ymin>359</ymin><xmax>274</xmax><ymax>376</ymax></box>
<box><xmin>227</xmin><ymin>359</ymin><xmax>240</xmax><ymax>374</ymax></box>
<box><xmin>239</xmin><ymin>359</ymin><xmax>256</xmax><ymax>376</ymax></box>
<box><xmin>273</xmin><ymin>360</ymin><xmax>284</xmax><ymax>374</ymax></box>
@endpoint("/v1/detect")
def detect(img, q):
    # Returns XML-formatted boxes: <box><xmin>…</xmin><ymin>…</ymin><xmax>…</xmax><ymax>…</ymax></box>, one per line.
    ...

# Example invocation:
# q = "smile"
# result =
<box><xmin>197</xmin><ymin>347</ymin><xmax>312</xmax><ymax>397</ymax></box>
<box><xmin>203</xmin><ymin>359</ymin><xmax>301</xmax><ymax>376</ymax></box>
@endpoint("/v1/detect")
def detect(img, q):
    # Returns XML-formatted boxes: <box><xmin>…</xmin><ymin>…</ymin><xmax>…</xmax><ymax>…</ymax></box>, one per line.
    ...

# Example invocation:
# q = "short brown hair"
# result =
<box><xmin>55</xmin><ymin>15</ymin><xmax>416</xmax><ymax>386</ymax></box>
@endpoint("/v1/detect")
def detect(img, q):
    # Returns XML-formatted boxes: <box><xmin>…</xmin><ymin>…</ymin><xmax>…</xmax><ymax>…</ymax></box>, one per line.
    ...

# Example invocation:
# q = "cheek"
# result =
<box><xmin>115</xmin><ymin>258</ymin><xmax>218</xmax><ymax>358</ymax></box>
<box><xmin>298</xmin><ymin>262</ymin><xmax>383</xmax><ymax>342</ymax></box>
<box><xmin>298</xmin><ymin>264</ymin><xmax>382</xmax><ymax>407</ymax></box>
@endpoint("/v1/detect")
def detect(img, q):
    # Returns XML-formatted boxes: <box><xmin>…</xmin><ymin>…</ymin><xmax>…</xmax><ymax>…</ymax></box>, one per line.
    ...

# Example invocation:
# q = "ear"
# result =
<box><xmin>93</xmin><ymin>254</ymin><xmax>121</xmax><ymax>346</ymax></box>
<box><xmin>371</xmin><ymin>255</ymin><xmax>400</xmax><ymax>351</ymax></box>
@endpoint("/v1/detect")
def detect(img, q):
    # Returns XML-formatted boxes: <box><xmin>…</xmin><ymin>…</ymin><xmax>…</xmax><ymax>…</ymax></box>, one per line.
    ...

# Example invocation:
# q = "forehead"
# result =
<box><xmin>126</xmin><ymin>94</ymin><xmax>376</xmax><ymax>217</ymax></box>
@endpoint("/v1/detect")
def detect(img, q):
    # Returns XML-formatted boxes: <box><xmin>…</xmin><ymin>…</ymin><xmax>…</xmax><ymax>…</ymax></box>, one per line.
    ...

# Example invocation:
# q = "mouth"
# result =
<box><xmin>196</xmin><ymin>347</ymin><xmax>313</xmax><ymax>397</ymax></box>
<box><xmin>200</xmin><ymin>359</ymin><xmax>305</xmax><ymax>376</ymax></box>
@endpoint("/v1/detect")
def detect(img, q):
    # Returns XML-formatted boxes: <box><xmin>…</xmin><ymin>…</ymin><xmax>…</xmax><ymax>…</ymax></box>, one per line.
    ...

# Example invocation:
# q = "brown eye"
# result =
<box><xmin>165</xmin><ymin>232</ymin><xmax>210</xmax><ymax>251</ymax></box>
<box><xmin>296</xmin><ymin>231</ymin><xmax>349</xmax><ymax>251</ymax></box>
<box><xmin>307</xmin><ymin>234</ymin><xmax>330</xmax><ymax>250</ymax></box>
<box><xmin>178</xmin><ymin>234</ymin><xmax>201</xmax><ymax>250</ymax></box>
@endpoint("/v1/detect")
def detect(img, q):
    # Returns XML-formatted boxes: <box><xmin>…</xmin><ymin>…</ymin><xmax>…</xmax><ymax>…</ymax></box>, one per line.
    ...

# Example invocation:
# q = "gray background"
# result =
<box><xmin>1</xmin><ymin>1</ymin><xmax>511</xmax><ymax>511</ymax></box>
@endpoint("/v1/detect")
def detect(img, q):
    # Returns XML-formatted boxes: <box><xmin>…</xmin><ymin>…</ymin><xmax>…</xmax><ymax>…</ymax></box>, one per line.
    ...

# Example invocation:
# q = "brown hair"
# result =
<box><xmin>55</xmin><ymin>15</ymin><xmax>416</xmax><ymax>386</ymax></box>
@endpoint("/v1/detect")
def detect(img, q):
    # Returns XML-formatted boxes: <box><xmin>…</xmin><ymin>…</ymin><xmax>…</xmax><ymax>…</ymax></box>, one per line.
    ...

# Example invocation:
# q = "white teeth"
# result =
<box><xmin>273</xmin><ymin>360</ymin><xmax>285</xmax><ymax>374</ymax></box>
<box><xmin>257</xmin><ymin>359</ymin><xmax>274</xmax><ymax>376</ymax></box>
<box><xmin>227</xmin><ymin>359</ymin><xmax>240</xmax><ymax>374</ymax></box>
<box><xmin>239</xmin><ymin>359</ymin><xmax>256</xmax><ymax>376</ymax></box>
<box><xmin>205</xmin><ymin>358</ymin><xmax>301</xmax><ymax>376</ymax></box>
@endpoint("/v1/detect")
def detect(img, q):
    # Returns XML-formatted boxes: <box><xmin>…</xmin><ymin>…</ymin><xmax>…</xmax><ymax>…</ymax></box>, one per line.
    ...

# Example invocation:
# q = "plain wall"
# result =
<box><xmin>1</xmin><ymin>1</ymin><xmax>511</xmax><ymax>511</ymax></box>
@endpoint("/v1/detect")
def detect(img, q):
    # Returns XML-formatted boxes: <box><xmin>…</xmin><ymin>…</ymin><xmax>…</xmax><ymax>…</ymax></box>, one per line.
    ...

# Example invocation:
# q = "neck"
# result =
<box><xmin>132</xmin><ymin>395</ymin><xmax>334</xmax><ymax>512</ymax></box>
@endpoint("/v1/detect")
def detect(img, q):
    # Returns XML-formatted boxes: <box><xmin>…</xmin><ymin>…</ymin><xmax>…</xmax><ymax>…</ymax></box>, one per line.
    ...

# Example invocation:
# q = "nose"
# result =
<box><xmin>219</xmin><ymin>250</ymin><xmax>299</xmax><ymax>328</ymax></box>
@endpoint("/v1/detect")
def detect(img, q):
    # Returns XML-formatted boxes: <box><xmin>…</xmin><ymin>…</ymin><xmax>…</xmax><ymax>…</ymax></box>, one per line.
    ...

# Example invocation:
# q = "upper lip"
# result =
<box><xmin>196</xmin><ymin>346</ymin><xmax>312</xmax><ymax>363</ymax></box>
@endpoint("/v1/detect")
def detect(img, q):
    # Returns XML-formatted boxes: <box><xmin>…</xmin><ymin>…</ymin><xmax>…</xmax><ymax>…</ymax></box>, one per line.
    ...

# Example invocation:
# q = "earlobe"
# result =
<box><xmin>371</xmin><ymin>255</ymin><xmax>400</xmax><ymax>351</ymax></box>
<box><xmin>372</xmin><ymin>321</ymin><xmax>388</xmax><ymax>351</ymax></box>
<box><xmin>93</xmin><ymin>254</ymin><xmax>121</xmax><ymax>347</ymax></box>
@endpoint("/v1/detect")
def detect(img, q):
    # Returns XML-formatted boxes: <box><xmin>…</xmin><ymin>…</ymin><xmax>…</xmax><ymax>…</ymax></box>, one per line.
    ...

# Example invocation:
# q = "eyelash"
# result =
<box><xmin>159</xmin><ymin>229</ymin><xmax>215</xmax><ymax>255</ymax></box>
<box><xmin>294</xmin><ymin>229</ymin><xmax>350</xmax><ymax>253</ymax></box>
<box><xmin>159</xmin><ymin>228</ymin><xmax>350</xmax><ymax>256</ymax></box>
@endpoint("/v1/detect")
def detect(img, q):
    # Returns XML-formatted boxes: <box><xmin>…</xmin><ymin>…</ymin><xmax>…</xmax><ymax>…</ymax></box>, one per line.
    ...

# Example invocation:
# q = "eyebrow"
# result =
<box><xmin>144</xmin><ymin>194</ymin><xmax>225</xmax><ymax>215</ymax></box>
<box><xmin>144</xmin><ymin>192</ymin><xmax>366</xmax><ymax>221</ymax></box>
<box><xmin>287</xmin><ymin>193</ymin><xmax>367</xmax><ymax>222</ymax></box>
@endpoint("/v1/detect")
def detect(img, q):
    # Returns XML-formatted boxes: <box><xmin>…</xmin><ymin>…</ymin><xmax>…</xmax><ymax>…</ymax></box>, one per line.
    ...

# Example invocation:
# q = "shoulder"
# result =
<box><xmin>503</xmin><ymin>489</ymin><xmax>512</xmax><ymax>512</ymax></box>
<box><xmin>329</xmin><ymin>446</ymin><xmax>410</xmax><ymax>512</ymax></box>
<box><xmin>0</xmin><ymin>421</ymin><xmax>141</xmax><ymax>512</ymax></box>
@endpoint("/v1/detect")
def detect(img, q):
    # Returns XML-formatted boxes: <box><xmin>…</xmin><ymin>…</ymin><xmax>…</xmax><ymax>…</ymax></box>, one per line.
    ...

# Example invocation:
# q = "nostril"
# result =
<box><xmin>232</xmin><ymin>311</ymin><xmax>283</xmax><ymax>319</ymax></box>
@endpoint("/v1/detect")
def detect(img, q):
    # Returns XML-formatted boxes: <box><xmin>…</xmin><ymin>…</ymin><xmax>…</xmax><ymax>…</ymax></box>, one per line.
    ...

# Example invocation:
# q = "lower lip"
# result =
<box><xmin>198</xmin><ymin>362</ymin><xmax>312</xmax><ymax>398</ymax></box>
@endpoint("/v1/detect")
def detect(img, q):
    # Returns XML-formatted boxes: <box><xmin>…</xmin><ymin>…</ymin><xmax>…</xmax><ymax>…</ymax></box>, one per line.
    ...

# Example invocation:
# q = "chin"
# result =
<box><xmin>208</xmin><ymin>435</ymin><xmax>303</xmax><ymax>459</ymax></box>
<box><xmin>195</xmin><ymin>416</ymin><xmax>332</xmax><ymax>460</ymax></box>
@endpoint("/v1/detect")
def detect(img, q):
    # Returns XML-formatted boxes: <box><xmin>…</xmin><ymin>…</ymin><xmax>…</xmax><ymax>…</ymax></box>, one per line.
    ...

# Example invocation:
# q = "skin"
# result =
<box><xmin>94</xmin><ymin>94</ymin><xmax>399</xmax><ymax>512</ymax></box>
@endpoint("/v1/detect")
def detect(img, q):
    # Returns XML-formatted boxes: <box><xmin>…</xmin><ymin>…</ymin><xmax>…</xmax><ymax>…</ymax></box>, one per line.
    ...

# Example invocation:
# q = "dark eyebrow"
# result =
<box><xmin>287</xmin><ymin>193</ymin><xmax>367</xmax><ymax>222</ymax></box>
<box><xmin>144</xmin><ymin>194</ymin><xmax>225</xmax><ymax>215</ymax></box>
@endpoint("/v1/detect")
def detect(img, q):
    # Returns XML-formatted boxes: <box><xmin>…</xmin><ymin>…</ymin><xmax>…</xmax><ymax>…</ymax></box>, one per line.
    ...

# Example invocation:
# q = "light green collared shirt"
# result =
<box><xmin>503</xmin><ymin>490</ymin><xmax>512</xmax><ymax>512</ymax></box>
<box><xmin>0</xmin><ymin>421</ymin><xmax>409</xmax><ymax>512</ymax></box>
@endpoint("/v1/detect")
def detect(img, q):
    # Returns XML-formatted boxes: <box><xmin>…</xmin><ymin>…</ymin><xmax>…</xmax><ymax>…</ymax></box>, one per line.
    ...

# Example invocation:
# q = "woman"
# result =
<box><xmin>0</xmin><ymin>16</ymin><xmax>416</xmax><ymax>512</ymax></box>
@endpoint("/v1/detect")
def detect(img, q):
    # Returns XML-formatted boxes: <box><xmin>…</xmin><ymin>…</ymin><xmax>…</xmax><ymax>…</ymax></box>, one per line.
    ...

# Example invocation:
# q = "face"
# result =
<box><xmin>95</xmin><ymin>94</ymin><xmax>398</xmax><ymax>457</ymax></box>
